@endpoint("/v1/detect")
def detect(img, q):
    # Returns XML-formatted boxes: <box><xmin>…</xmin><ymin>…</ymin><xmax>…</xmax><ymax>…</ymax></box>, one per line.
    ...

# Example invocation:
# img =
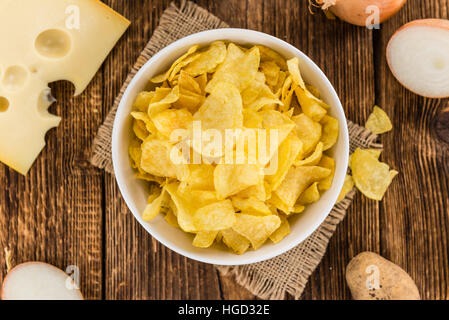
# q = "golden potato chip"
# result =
<box><xmin>268</xmin><ymin>193</ymin><xmax>293</xmax><ymax>215</ymax></box>
<box><xmin>133</xmin><ymin>91</ymin><xmax>155</xmax><ymax>112</ymax></box>
<box><xmin>243</xmin><ymin>109</ymin><xmax>263</xmax><ymax>128</ymax></box>
<box><xmin>295</xmin><ymin>142</ymin><xmax>323</xmax><ymax>166</ymax></box>
<box><xmin>292</xmin><ymin>113</ymin><xmax>322</xmax><ymax>155</ymax></box>
<box><xmin>151</xmin><ymin>45</ymin><xmax>200</xmax><ymax>83</ymax></box>
<box><xmin>152</xmin><ymin>108</ymin><xmax>193</xmax><ymax>138</ymax></box>
<box><xmin>165</xmin><ymin>183</ymin><xmax>219</xmax><ymax>232</ymax></box>
<box><xmin>221</xmin><ymin>228</ymin><xmax>251</xmax><ymax>255</ymax></box>
<box><xmin>292</xmin><ymin>204</ymin><xmax>305</xmax><ymax>214</ymax></box>
<box><xmin>320</xmin><ymin>115</ymin><xmax>339</xmax><ymax>151</ymax></box>
<box><xmin>214</xmin><ymin>163</ymin><xmax>262</xmax><ymax>199</ymax></box>
<box><xmin>318</xmin><ymin>155</ymin><xmax>335</xmax><ymax>191</ymax></box>
<box><xmin>148</xmin><ymin>86</ymin><xmax>180</xmax><ymax>117</ymax></box>
<box><xmin>365</xmin><ymin>106</ymin><xmax>393</xmax><ymax>134</ymax></box>
<box><xmin>193</xmin><ymin>231</ymin><xmax>218</xmax><ymax>248</ymax></box>
<box><xmin>194</xmin><ymin>82</ymin><xmax>243</xmax><ymax>132</ymax></box>
<box><xmin>231</xmin><ymin>196</ymin><xmax>272</xmax><ymax>215</ymax></box>
<box><xmin>287</xmin><ymin>57</ymin><xmax>306</xmax><ymax>89</ymax></box>
<box><xmin>184</xmin><ymin>41</ymin><xmax>227</xmax><ymax>76</ymax></box>
<box><xmin>193</xmin><ymin>200</ymin><xmax>236</xmax><ymax>231</ymax></box>
<box><xmin>298</xmin><ymin>182</ymin><xmax>320</xmax><ymax>205</ymax></box>
<box><xmin>206</xmin><ymin>44</ymin><xmax>260</xmax><ymax>93</ymax></box>
<box><xmin>140</xmin><ymin>139</ymin><xmax>178</xmax><ymax>178</ymax></box>
<box><xmin>132</xmin><ymin>118</ymin><xmax>149</xmax><ymax>141</ymax></box>
<box><xmin>194</xmin><ymin>73</ymin><xmax>208</xmax><ymax>94</ymax></box>
<box><xmin>295</xmin><ymin>87</ymin><xmax>327</xmax><ymax>122</ymax></box>
<box><xmin>260</xmin><ymin>61</ymin><xmax>280</xmax><ymax>87</ymax></box>
<box><xmin>269</xmin><ymin>215</ymin><xmax>290</xmax><ymax>243</ymax></box>
<box><xmin>337</xmin><ymin>174</ymin><xmax>354</xmax><ymax>202</ymax></box>
<box><xmin>129</xmin><ymin>138</ymin><xmax>142</xmax><ymax>169</ymax></box>
<box><xmin>232</xmin><ymin>214</ymin><xmax>281</xmax><ymax>249</ymax></box>
<box><xmin>164</xmin><ymin>208</ymin><xmax>180</xmax><ymax>228</ymax></box>
<box><xmin>256</xmin><ymin>45</ymin><xmax>288</xmax><ymax>70</ymax></box>
<box><xmin>267</xmin><ymin>133</ymin><xmax>303</xmax><ymax>191</ymax></box>
<box><xmin>351</xmin><ymin>148</ymin><xmax>398</xmax><ymax>200</ymax></box>
<box><xmin>142</xmin><ymin>189</ymin><xmax>169</xmax><ymax>221</ymax></box>
<box><xmin>179</xmin><ymin>164</ymin><xmax>215</xmax><ymax>191</ymax></box>
<box><xmin>275</xmin><ymin>166</ymin><xmax>331</xmax><ymax>207</ymax></box>
<box><xmin>177</xmin><ymin>71</ymin><xmax>202</xmax><ymax>95</ymax></box>
<box><xmin>236</xmin><ymin>181</ymin><xmax>270</xmax><ymax>202</ymax></box>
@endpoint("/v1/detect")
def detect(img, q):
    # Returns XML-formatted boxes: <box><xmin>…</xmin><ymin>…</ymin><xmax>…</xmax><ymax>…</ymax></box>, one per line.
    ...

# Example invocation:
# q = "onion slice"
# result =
<box><xmin>1</xmin><ymin>262</ymin><xmax>84</xmax><ymax>300</ymax></box>
<box><xmin>387</xmin><ymin>19</ymin><xmax>449</xmax><ymax>98</ymax></box>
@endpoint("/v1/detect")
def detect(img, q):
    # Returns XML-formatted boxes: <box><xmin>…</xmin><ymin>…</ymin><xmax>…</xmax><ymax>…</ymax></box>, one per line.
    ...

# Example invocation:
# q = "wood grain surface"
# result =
<box><xmin>0</xmin><ymin>0</ymin><xmax>448</xmax><ymax>300</ymax></box>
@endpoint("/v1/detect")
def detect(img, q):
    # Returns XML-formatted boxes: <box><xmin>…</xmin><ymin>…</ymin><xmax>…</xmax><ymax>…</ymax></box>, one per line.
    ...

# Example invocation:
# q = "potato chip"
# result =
<box><xmin>287</xmin><ymin>57</ymin><xmax>306</xmax><ymax>90</ymax></box>
<box><xmin>193</xmin><ymin>231</ymin><xmax>218</xmax><ymax>248</ymax></box>
<box><xmin>269</xmin><ymin>215</ymin><xmax>290</xmax><ymax>243</ymax></box>
<box><xmin>151</xmin><ymin>45</ymin><xmax>200</xmax><ymax>83</ymax></box>
<box><xmin>256</xmin><ymin>45</ymin><xmax>288</xmax><ymax>70</ymax></box>
<box><xmin>193</xmin><ymin>200</ymin><xmax>236</xmax><ymax>231</ymax></box>
<box><xmin>194</xmin><ymin>82</ymin><xmax>243</xmax><ymax>132</ymax></box>
<box><xmin>320</xmin><ymin>115</ymin><xmax>339</xmax><ymax>150</ymax></box>
<box><xmin>232</xmin><ymin>214</ymin><xmax>281</xmax><ymax>249</ymax></box>
<box><xmin>194</xmin><ymin>73</ymin><xmax>208</xmax><ymax>94</ymax></box>
<box><xmin>206</xmin><ymin>44</ymin><xmax>260</xmax><ymax>93</ymax></box>
<box><xmin>214</xmin><ymin>163</ymin><xmax>262</xmax><ymax>199</ymax></box>
<box><xmin>365</xmin><ymin>106</ymin><xmax>393</xmax><ymax>134</ymax></box>
<box><xmin>142</xmin><ymin>189</ymin><xmax>169</xmax><ymax>221</ymax></box>
<box><xmin>179</xmin><ymin>164</ymin><xmax>215</xmax><ymax>191</ymax></box>
<box><xmin>164</xmin><ymin>208</ymin><xmax>180</xmax><ymax>228</ymax></box>
<box><xmin>236</xmin><ymin>181</ymin><xmax>270</xmax><ymax>202</ymax></box>
<box><xmin>268</xmin><ymin>192</ymin><xmax>293</xmax><ymax>214</ymax></box>
<box><xmin>260</xmin><ymin>61</ymin><xmax>281</xmax><ymax>87</ymax></box>
<box><xmin>295</xmin><ymin>87</ymin><xmax>327</xmax><ymax>122</ymax></box>
<box><xmin>318</xmin><ymin>155</ymin><xmax>335</xmax><ymax>191</ymax></box>
<box><xmin>184</xmin><ymin>41</ymin><xmax>227</xmax><ymax>76</ymax></box>
<box><xmin>177</xmin><ymin>71</ymin><xmax>202</xmax><ymax>95</ymax></box>
<box><xmin>243</xmin><ymin>109</ymin><xmax>263</xmax><ymax>128</ymax></box>
<box><xmin>231</xmin><ymin>196</ymin><xmax>272</xmax><ymax>215</ymax></box>
<box><xmin>140</xmin><ymin>139</ymin><xmax>178</xmax><ymax>178</ymax></box>
<box><xmin>148</xmin><ymin>85</ymin><xmax>180</xmax><ymax>117</ymax></box>
<box><xmin>221</xmin><ymin>228</ymin><xmax>251</xmax><ymax>255</ymax></box>
<box><xmin>267</xmin><ymin>133</ymin><xmax>303</xmax><ymax>191</ymax></box>
<box><xmin>133</xmin><ymin>91</ymin><xmax>155</xmax><ymax>112</ymax></box>
<box><xmin>275</xmin><ymin>166</ymin><xmax>331</xmax><ymax>207</ymax></box>
<box><xmin>152</xmin><ymin>108</ymin><xmax>193</xmax><ymax>138</ymax></box>
<box><xmin>298</xmin><ymin>182</ymin><xmax>320</xmax><ymax>205</ymax></box>
<box><xmin>295</xmin><ymin>142</ymin><xmax>323</xmax><ymax>166</ymax></box>
<box><xmin>292</xmin><ymin>113</ymin><xmax>322</xmax><ymax>155</ymax></box>
<box><xmin>351</xmin><ymin>148</ymin><xmax>398</xmax><ymax>200</ymax></box>
<box><xmin>337</xmin><ymin>175</ymin><xmax>354</xmax><ymax>202</ymax></box>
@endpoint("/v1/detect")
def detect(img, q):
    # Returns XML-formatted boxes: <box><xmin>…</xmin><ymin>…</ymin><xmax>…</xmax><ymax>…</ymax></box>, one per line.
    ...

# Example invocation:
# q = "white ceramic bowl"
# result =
<box><xmin>112</xmin><ymin>29</ymin><xmax>349</xmax><ymax>266</ymax></box>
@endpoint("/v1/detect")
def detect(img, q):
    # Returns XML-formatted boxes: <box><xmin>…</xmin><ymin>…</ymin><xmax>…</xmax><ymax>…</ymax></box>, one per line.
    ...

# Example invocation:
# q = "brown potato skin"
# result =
<box><xmin>346</xmin><ymin>251</ymin><xmax>420</xmax><ymax>300</ymax></box>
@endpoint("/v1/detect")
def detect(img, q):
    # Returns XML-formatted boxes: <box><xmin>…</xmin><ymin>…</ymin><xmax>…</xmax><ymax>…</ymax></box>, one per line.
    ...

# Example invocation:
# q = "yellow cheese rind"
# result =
<box><xmin>0</xmin><ymin>0</ymin><xmax>130</xmax><ymax>174</ymax></box>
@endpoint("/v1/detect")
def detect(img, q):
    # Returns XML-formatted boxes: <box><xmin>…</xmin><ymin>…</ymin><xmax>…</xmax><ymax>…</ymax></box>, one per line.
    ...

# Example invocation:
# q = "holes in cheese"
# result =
<box><xmin>2</xmin><ymin>65</ymin><xmax>29</xmax><ymax>91</ymax></box>
<box><xmin>0</xmin><ymin>0</ymin><xmax>130</xmax><ymax>175</ymax></box>
<box><xmin>35</xmin><ymin>29</ymin><xmax>72</xmax><ymax>59</ymax></box>
<box><xmin>0</xmin><ymin>97</ymin><xmax>9</xmax><ymax>112</ymax></box>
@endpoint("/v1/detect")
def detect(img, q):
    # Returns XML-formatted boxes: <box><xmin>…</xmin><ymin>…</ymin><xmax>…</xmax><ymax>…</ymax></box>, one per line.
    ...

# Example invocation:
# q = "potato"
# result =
<box><xmin>346</xmin><ymin>252</ymin><xmax>420</xmax><ymax>300</ymax></box>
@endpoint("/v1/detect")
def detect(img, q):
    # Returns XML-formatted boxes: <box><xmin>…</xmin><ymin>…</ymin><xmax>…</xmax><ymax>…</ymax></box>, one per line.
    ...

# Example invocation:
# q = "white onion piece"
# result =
<box><xmin>1</xmin><ymin>262</ymin><xmax>83</xmax><ymax>300</ymax></box>
<box><xmin>387</xmin><ymin>19</ymin><xmax>449</xmax><ymax>98</ymax></box>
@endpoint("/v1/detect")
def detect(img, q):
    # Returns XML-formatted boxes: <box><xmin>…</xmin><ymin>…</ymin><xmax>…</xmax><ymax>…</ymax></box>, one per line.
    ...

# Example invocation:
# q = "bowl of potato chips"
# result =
<box><xmin>112</xmin><ymin>29</ymin><xmax>349</xmax><ymax>265</ymax></box>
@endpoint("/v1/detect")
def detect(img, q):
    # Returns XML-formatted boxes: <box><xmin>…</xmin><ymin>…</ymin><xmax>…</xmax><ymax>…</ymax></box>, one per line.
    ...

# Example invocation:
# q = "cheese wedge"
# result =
<box><xmin>0</xmin><ymin>0</ymin><xmax>130</xmax><ymax>174</ymax></box>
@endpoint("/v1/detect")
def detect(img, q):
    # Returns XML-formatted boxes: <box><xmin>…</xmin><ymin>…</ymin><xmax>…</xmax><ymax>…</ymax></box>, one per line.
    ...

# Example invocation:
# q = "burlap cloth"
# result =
<box><xmin>90</xmin><ymin>1</ymin><xmax>382</xmax><ymax>300</ymax></box>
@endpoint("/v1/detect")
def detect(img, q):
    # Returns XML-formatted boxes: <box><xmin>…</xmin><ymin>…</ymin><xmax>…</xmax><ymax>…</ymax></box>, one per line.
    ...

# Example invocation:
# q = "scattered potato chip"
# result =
<box><xmin>351</xmin><ymin>148</ymin><xmax>398</xmax><ymax>200</ymax></box>
<box><xmin>365</xmin><ymin>106</ymin><xmax>393</xmax><ymax>134</ymax></box>
<box><xmin>337</xmin><ymin>175</ymin><xmax>354</xmax><ymax>202</ymax></box>
<box><xmin>128</xmin><ymin>41</ymin><xmax>340</xmax><ymax>254</ymax></box>
<box><xmin>269</xmin><ymin>215</ymin><xmax>290</xmax><ymax>243</ymax></box>
<box><xmin>232</xmin><ymin>214</ymin><xmax>281</xmax><ymax>249</ymax></box>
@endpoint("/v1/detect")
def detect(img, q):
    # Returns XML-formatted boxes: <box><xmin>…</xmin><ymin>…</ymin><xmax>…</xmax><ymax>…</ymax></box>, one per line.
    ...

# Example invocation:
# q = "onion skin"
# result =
<box><xmin>325</xmin><ymin>0</ymin><xmax>407</xmax><ymax>27</ymax></box>
<box><xmin>387</xmin><ymin>19</ymin><xmax>449</xmax><ymax>98</ymax></box>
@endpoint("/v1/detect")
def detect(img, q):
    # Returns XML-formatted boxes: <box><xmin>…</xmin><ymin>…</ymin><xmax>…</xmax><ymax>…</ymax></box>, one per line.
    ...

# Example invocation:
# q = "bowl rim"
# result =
<box><xmin>112</xmin><ymin>28</ymin><xmax>349</xmax><ymax>265</ymax></box>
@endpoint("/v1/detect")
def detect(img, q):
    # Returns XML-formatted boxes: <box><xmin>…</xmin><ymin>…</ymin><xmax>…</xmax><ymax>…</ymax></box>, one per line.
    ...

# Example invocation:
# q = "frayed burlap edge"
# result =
<box><xmin>90</xmin><ymin>0</ymin><xmax>229</xmax><ymax>173</ymax></box>
<box><xmin>89</xmin><ymin>0</ymin><xmax>383</xmax><ymax>301</ymax></box>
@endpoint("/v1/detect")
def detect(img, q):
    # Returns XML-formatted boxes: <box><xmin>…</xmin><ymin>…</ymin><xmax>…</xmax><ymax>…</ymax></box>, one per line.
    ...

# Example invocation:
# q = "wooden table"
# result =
<box><xmin>1</xmin><ymin>0</ymin><xmax>448</xmax><ymax>300</ymax></box>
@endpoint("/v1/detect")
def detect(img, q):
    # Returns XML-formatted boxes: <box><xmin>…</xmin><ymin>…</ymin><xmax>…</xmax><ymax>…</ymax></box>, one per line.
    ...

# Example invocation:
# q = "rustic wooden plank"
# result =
<box><xmin>376</xmin><ymin>0</ymin><xmax>449</xmax><ymax>300</ymax></box>
<box><xmin>0</xmin><ymin>72</ymin><xmax>104</xmax><ymax>298</ymax></box>
<box><xmin>103</xmin><ymin>0</ymin><xmax>222</xmax><ymax>300</ymax></box>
